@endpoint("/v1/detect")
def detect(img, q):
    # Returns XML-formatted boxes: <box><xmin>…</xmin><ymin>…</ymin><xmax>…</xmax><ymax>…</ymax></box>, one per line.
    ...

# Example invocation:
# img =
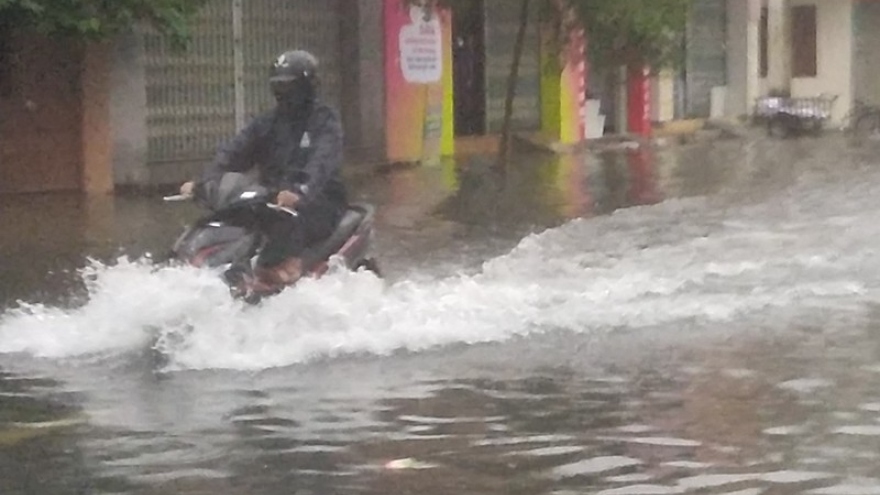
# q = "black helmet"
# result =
<box><xmin>269</xmin><ymin>50</ymin><xmax>319</xmax><ymax>108</ymax></box>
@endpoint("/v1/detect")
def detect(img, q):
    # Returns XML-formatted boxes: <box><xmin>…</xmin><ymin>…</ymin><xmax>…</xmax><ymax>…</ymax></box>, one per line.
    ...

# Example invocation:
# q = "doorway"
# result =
<box><xmin>452</xmin><ymin>0</ymin><xmax>486</xmax><ymax>136</ymax></box>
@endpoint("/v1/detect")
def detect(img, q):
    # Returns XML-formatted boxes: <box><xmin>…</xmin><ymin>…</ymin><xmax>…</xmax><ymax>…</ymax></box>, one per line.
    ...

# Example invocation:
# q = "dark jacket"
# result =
<box><xmin>198</xmin><ymin>101</ymin><xmax>346</xmax><ymax>206</ymax></box>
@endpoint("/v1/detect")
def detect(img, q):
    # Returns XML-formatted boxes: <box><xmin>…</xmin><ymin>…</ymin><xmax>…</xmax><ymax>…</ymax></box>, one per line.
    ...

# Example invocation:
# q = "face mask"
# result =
<box><xmin>272</xmin><ymin>79</ymin><xmax>313</xmax><ymax>115</ymax></box>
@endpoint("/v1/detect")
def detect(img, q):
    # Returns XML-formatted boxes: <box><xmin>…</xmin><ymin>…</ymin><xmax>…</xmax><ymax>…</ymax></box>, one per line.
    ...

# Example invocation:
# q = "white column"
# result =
<box><xmin>745</xmin><ymin>0</ymin><xmax>762</xmax><ymax>113</ymax></box>
<box><xmin>766</xmin><ymin>0</ymin><xmax>790</xmax><ymax>92</ymax></box>
<box><xmin>617</xmin><ymin>66</ymin><xmax>628</xmax><ymax>132</ymax></box>
<box><xmin>651</xmin><ymin>70</ymin><xmax>676</xmax><ymax>122</ymax></box>
<box><xmin>726</xmin><ymin>0</ymin><xmax>750</xmax><ymax>116</ymax></box>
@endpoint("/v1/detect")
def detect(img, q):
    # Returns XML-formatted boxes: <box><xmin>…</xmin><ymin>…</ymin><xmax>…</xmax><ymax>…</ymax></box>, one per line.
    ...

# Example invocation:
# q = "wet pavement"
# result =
<box><xmin>3</xmin><ymin>135</ymin><xmax>880</xmax><ymax>494</ymax></box>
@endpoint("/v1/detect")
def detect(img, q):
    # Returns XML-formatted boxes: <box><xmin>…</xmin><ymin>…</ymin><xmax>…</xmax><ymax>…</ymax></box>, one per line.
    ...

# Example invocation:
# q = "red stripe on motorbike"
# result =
<box><xmin>311</xmin><ymin>262</ymin><xmax>329</xmax><ymax>277</ymax></box>
<box><xmin>338</xmin><ymin>235</ymin><xmax>361</xmax><ymax>256</ymax></box>
<box><xmin>192</xmin><ymin>245</ymin><xmax>221</xmax><ymax>268</ymax></box>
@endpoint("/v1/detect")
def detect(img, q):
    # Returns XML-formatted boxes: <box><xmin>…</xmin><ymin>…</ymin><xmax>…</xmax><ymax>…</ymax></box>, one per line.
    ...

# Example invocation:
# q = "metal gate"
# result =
<box><xmin>143</xmin><ymin>0</ymin><xmax>340</xmax><ymax>164</ymax></box>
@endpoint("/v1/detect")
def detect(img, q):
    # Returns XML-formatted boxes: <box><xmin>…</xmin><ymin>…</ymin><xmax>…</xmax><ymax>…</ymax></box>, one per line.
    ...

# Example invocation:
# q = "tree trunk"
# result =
<box><xmin>496</xmin><ymin>0</ymin><xmax>531</xmax><ymax>168</ymax></box>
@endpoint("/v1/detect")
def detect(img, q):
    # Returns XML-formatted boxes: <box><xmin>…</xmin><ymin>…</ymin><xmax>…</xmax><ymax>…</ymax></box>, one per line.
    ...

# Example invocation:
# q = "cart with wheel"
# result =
<box><xmin>754</xmin><ymin>93</ymin><xmax>838</xmax><ymax>138</ymax></box>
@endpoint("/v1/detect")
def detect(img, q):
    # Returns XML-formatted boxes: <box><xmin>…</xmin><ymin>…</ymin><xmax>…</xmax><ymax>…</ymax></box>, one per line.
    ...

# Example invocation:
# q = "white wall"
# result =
<box><xmin>725</xmin><ymin>0</ymin><xmax>853</xmax><ymax>123</ymax></box>
<box><xmin>789</xmin><ymin>0</ymin><xmax>853</xmax><ymax>124</ymax></box>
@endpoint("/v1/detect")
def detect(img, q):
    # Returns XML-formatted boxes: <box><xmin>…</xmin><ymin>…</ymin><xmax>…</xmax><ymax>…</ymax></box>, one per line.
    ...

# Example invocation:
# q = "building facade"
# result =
<box><xmin>1</xmin><ymin>0</ymin><xmax>382</xmax><ymax>194</ymax></box>
<box><xmin>2</xmin><ymin>0</ymin><xmax>566</xmax><ymax>194</ymax></box>
<box><xmin>721</xmin><ymin>0</ymin><xmax>876</xmax><ymax>126</ymax></box>
<box><xmin>13</xmin><ymin>0</ymin><xmax>859</xmax><ymax>195</ymax></box>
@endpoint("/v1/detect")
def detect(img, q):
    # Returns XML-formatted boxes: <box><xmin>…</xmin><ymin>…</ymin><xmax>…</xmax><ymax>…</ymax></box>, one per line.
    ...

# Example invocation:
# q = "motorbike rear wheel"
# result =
<box><xmin>356</xmin><ymin>258</ymin><xmax>382</xmax><ymax>277</ymax></box>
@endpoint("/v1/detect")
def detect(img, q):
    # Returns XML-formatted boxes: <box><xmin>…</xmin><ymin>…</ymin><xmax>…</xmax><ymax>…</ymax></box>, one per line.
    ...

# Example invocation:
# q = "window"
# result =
<box><xmin>791</xmin><ymin>5</ymin><xmax>817</xmax><ymax>77</ymax></box>
<box><xmin>760</xmin><ymin>7</ymin><xmax>768</xmax><ymax>78</ymax></box>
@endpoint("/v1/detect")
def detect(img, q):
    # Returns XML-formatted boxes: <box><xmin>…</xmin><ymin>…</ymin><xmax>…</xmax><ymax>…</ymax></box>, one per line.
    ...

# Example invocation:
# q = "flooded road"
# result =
<box><xmin>3</xmin><ymin>136</ymin><xmax>880</xmax><ymax>494</ymax></box>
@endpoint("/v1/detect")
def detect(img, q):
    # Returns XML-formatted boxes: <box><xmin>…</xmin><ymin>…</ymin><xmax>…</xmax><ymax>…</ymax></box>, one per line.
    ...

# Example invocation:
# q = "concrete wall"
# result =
<box><xmin>789</xmin><ymin>0</ymin><xmax>853</xmax><ymax>124</ymax></box>
<box><xmin>0</xmin><ymin>31</ymin><xmax>128</xmax><ymax>194</ymax></box>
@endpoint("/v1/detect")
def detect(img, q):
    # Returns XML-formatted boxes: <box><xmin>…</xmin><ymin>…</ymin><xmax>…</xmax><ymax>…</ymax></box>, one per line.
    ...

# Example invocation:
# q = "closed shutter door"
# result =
<box><xmin>484</xmin><ymin>0</ymin><xmax>542</xmax><ymax>133</ymax></box>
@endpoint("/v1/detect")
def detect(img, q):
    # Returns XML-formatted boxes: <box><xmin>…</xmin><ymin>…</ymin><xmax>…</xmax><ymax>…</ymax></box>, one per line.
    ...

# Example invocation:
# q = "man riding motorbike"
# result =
<box><xmin>179</xmin><ymin>49</ymin><xmax>347</xmax><ymax>296</ymax></box>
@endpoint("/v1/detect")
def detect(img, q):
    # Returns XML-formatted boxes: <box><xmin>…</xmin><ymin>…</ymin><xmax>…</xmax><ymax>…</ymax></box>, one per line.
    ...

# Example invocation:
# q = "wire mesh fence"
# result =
<box><xmin>143</xmin><ymin>0</ymin><xmax>340</xmax><ymax>164</ymax></box>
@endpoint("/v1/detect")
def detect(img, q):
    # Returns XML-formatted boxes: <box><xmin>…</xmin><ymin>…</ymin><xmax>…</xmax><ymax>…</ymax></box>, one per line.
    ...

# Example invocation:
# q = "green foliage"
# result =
<box><xmin>418</xmin><ymin>0</ymin><xmax>693</xmax><ymax>71</ymax></box>
<box><xmin>0</xmin><ymin>0</ymin><xmax>208</xmax><ymax>46</ymax></box>
<box><xmin>566</xmin><ymin>0</ymin><xmax>693</xmax><ymax>70</ymax></box>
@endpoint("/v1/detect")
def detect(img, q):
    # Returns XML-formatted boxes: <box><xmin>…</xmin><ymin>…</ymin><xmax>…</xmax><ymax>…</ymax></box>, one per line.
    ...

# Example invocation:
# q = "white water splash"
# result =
<box><xmin>0</xmin><ymin>259</ymin><xmax>234</xmax><ymax>359</ymax></box>
<box><xmin>2</xmin><ymin>171</ymin><xmax>880</xmax><ymax>371</ymax></box>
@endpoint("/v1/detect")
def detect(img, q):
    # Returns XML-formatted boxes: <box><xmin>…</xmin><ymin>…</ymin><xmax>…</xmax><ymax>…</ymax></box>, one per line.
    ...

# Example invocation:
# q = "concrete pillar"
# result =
<box><xmin>83</xmin><ymin>195</ymin><xmax>117</xmax><ymax>247</ymax></box>
<box><xmin>109</xmin><ymin>30</ymin><xmax>148</xmax><ymax>187</ymax></box>
<box><xmin>360</xmin><ymin>0</ymin><xmax>386</xmax><ymax>156</ymax></box>
<box><xmin>338</xmin><ymin>1</ymin><xmax>361</xmax><ymax>150</ymax></box>
<box><xmin>81</xmin><ymin>41</ymin><xmax>114</xmax><ymax>195</ymax></box>
<box><xmin>616</xmin><ymin>66</ymin><xmax>628</xmax><ymax>133</ymax></box>
<box><xmin>725</xmin><ymin>0</ymin><xmax>749</xmax><ymax>117</ymax></box>
<box><xmin>338</xmin><ymin>0</ymin><xmax>385</xmax><ymax>162</ymax></box>
<box><xmin>745</xmin><ymin>0</ymin><xmax>762</xmax><ymax>113</ymax></box>
<box><xmin>766</xmin><ymin>0</ymin><xmax>790</xmax><ymax>92</ymax></box>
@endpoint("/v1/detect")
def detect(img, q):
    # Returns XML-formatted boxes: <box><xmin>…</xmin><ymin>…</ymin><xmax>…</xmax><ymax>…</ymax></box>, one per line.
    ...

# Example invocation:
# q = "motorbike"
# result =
<box><xmin>164</xmin><ymin>173</ymin><xmax>379</xmax><ymax>303</ymax></box>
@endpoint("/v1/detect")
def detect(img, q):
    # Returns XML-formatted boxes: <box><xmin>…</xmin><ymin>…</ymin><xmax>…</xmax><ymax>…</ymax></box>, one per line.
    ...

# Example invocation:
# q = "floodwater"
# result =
<box><xmin>3</xmin><ymin>135</ymin><xmax>880</xmax><ymax>495</ymax></box>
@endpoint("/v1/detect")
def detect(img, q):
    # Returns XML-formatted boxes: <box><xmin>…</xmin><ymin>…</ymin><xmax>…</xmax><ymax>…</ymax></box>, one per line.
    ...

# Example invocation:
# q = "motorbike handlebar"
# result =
<box><xmin>266</xmin><ymin>203</ymin><xmax>299</xmax><ymax>217</ymax></box>
<box><xmin>164</xmin><ymin>192</ymin><xmax>297</xmax><ymax>217</ymax></box>
<box><xmin>163</xmin><ymin>194</ymin><xmax>193</xmax><ymax>202</ymax></box>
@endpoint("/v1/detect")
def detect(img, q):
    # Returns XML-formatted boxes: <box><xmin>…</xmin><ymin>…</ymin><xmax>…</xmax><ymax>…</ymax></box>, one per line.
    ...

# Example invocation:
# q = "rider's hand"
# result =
<box><xmin>180</xmin><ymin>181</ymin><xmax>195</xmax><ymax>197</ymax></box>
<box><xmin>276</xmin><ymin>190</ymin><xmax>301</xmax><ymax>208</ymax></box>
